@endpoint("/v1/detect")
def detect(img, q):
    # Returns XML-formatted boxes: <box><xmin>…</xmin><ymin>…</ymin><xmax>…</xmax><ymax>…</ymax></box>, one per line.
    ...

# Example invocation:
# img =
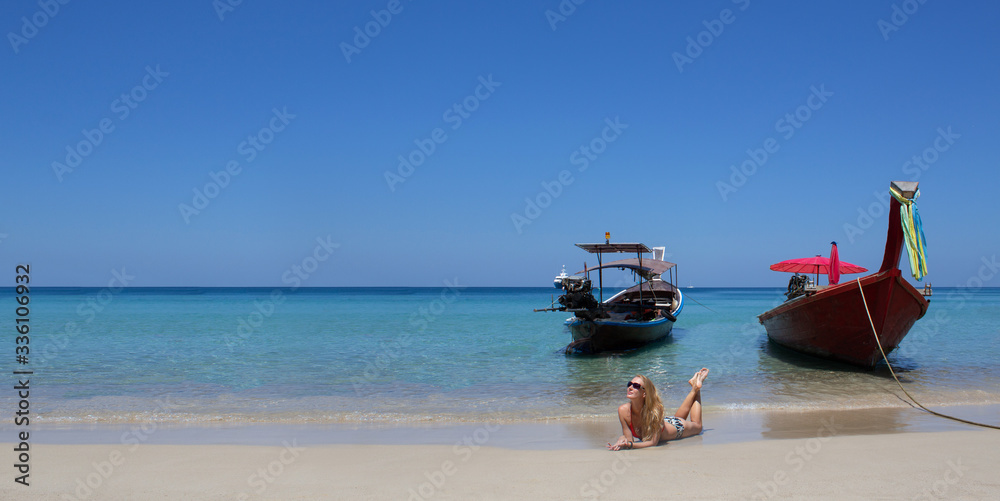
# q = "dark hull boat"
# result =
<box><xmin>758</xmin><ymin>181</ymin><xmax>930</xmax><ymax>367</ymax></box>
<box><xmin>537</xmin><ymin>238</ymin><xmax>683</xmax><ymax>353</ymax></box>
<box><xmin>565</xmin><ymin>278</ymin><xmax>683</xmax><ymax>352</ymax></box>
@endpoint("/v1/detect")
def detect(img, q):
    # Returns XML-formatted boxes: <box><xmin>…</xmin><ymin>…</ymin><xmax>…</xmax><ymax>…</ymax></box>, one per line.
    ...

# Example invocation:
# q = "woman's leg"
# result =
<box><xmin>674</xmin><ymin>368</ymin><xmax>708</xmax><ymax>418</ymax></box>
<box><xmin>676</xmin><ymin>368</ymin><xmax>707</xmax><ymax>438</ymax></box>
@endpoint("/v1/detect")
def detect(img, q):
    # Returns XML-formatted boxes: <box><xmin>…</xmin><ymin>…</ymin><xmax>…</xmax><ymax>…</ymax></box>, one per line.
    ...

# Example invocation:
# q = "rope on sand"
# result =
<box><xmin>857</xmin><ymin>278</ymin><xmax>1000</xmax><ymax>430</ymax></box>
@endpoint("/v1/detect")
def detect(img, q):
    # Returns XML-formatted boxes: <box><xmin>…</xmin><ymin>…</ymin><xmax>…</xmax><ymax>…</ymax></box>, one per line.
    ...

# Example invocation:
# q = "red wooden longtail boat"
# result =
<box><xmin>757</xmin><ymin>181</ymin><xmax>930</xmax><ymax>367</ymax></box>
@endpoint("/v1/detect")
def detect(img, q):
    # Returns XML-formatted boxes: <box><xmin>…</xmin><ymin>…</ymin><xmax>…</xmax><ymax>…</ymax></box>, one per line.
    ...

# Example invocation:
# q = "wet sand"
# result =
<box><xmin>19</xmin><ymin>403</ymin><xmax>1000</xmax><ymax>449</ymax></box>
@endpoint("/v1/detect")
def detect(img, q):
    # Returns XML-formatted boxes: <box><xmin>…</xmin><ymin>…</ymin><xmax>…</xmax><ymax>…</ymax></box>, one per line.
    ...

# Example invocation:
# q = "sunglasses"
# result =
<box><xmin>627</xmin><ymin>381</ymin><xmax>643</xmax><ymax>390</ymax></box>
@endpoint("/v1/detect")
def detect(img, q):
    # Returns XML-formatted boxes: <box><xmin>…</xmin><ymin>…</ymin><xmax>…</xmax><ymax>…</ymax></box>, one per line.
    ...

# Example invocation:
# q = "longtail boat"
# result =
<box><xmin>757</xmin><ymin>181</ymin><xmax>931</xmax><ymax>367</ymax></box>
<box><xmin>536</xmin><ymin>234</ymin><xmax>683</xmax><ymax>353</ymax></box>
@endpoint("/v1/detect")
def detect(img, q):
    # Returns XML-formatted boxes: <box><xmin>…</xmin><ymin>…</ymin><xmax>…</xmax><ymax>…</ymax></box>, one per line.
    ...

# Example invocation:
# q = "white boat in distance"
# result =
<box><xmin>553</xmin><ymin>265</ymin><xmax>568</xmax><ymax>288</ymax></box>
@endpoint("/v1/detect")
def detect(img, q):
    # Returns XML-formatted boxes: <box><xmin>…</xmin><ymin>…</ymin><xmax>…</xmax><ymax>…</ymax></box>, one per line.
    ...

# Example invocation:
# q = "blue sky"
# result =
<box><xmin>2</xmin><ymin>1</ymin><xmax>998</xmax><ymax>287</ymax></box>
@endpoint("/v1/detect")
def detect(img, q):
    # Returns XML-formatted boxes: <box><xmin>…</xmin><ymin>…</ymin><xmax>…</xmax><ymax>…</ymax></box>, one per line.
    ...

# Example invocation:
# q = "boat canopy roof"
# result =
<box><xmin>575</xmin><ymin>243</ymin><xmax>651</xmax><ymax>254</ymax></box>
<box><xmin>621</xmin><ymin>279</ymin><xmax>677</xmax><ymax>294</ymax></box>
<box><xmin>577</xmin><ymin>257</ymin><xmax>675</xmax><ymax>277</ymax></box>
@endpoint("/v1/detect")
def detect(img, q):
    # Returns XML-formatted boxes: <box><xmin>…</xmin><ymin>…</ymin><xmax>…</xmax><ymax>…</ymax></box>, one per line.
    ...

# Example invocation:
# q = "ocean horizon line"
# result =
<box><xmin>7</xmin><ymin>285</ymin><xmax>993</xmax><ymax>291</ymax></box>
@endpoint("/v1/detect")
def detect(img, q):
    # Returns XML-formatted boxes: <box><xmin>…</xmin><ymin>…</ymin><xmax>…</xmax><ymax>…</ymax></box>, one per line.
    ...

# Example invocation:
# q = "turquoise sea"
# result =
<box><xmin>4</xmin><ymin>286</ymin><xmax>1000</xmax><ymax>425</ymax></box>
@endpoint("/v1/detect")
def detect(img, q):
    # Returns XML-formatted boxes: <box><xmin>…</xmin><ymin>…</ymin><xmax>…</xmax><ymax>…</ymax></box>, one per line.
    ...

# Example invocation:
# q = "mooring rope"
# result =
<box><xmin>857</xmin><ymin>278</ymin><xmax>1000</xmax><ymax>430</ymax></box>
<box><xmin>681</xmin><ymin>291</ymin><xmax>716</xmax><ymax>313</ymax></box>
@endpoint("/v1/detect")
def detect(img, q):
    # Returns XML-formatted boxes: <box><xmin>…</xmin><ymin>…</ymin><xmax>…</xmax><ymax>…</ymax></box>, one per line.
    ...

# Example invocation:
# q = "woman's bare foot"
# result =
<box><xmin>688</xmin><ymin>370</ymin><xmax>701</xmax><ymax>389</ymax></box>
<box><xmin>689</xmin><ymin>368</ymin><xmax>709</xmax><ymax>390</ymax></box>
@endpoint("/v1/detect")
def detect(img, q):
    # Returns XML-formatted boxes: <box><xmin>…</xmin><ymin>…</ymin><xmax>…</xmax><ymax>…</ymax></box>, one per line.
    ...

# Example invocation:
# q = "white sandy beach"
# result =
<box><xmin>5</xmin><ymin>428</ymin><xmax>998</xmax><ymax>500</ymax></box>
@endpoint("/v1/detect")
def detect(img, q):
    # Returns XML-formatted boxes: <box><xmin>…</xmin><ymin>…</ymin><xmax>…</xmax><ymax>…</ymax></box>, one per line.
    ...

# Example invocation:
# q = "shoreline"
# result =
<box><xmin>12</xmin><ymin>403</ymin><xmax>998</xmax><ymax>450</ymax></box>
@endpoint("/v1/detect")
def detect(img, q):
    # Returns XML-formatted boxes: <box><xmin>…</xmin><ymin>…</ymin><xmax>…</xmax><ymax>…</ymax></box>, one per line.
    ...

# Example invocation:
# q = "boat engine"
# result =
<box><xmin>558</xmin><ymin>277</ymin><xmax>598</xmax><ymax>310</ymax></box>
<box><xmin>786</xmin><ymin>274</ymin><xmax>808</xmax><ymax>298</ymax></box>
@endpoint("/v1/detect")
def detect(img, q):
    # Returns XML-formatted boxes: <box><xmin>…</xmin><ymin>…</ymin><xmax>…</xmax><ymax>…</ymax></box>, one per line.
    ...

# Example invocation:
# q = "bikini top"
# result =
<box><xmin>628</xmin><ymin>419</ymin><xmax>641</xmax><ymax>440</ymax></box>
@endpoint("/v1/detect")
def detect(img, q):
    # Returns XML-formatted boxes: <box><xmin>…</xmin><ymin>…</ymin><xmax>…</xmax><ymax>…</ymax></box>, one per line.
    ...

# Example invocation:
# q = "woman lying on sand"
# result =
<box><xmin>607</xmin><ymin>368</ymin><xmax>708</xmax><ymax>450</ymax></box>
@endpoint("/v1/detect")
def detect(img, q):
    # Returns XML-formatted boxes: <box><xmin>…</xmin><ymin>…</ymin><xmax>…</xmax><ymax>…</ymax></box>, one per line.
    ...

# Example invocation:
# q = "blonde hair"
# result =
<box><xmin>634</xmin><ymin>375</ymin><xmax>664</xmax><ymax>442</ymax></box>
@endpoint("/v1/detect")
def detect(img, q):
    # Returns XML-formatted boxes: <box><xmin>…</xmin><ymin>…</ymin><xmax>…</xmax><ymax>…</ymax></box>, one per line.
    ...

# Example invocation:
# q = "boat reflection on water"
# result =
<box><xmin>760</xmin><ymin>337</ymin><xmax>919</xmax><ymax>375</ymax></box>
<box><xmin>759</xmin><ymin>406</ymin><xmax>912</xmax><ymax>440</ymax></box>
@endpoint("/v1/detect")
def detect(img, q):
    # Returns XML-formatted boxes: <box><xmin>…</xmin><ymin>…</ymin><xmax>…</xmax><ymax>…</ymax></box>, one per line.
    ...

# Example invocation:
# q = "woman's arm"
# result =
<box><xmin>606</xmin><ymin>404</ymin><xmax>632</xmax><ymax>450</ymax></box>
<box><xmin>608</xmin><ymin>432</ymin><xmax>660</xmax><ymax>450</ymax></box>
<box><xmin>625</xmin><ymin>432</ymin><xmax>660</xmax><ymax>449</ymax></box>
<box><xmin>617</xmin><ymin>404</ymin><xmax>630</xmax><ymax>438</ymax></box>
<box><xmin>608</xmin><ymin>408</ymin><xmax>663</xmax><ymax>450</ymax></box>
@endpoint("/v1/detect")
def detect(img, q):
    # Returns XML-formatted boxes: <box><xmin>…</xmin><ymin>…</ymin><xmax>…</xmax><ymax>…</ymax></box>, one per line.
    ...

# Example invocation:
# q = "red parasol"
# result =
<box><xmin>769</xmin><ymin>250</ymin><xmax>867</xmax><ymax>284</ymax></box>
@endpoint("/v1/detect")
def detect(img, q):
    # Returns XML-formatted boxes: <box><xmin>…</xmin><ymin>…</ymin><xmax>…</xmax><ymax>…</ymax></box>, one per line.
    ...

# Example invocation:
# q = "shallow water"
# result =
<box><xmin>4</xmin><ymin>286</ymin><xmax>999</xmax><ymax>424</ymax></box>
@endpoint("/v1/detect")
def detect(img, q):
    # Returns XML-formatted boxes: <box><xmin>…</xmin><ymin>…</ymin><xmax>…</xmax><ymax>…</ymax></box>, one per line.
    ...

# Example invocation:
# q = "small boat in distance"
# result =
<box><xmin>758</xmin><ymin>181</ymin><xmax>931</xmax><ymax>367</ymax></box>
<box><xmin>553</xmin><ymin>265</ymin><xmax>568</xmax><ymax>288</ymax></box>
<box><xmin>536</xmin><ymin>234</ymin><xmax>683</xmax><ymax>353</ymax></box>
